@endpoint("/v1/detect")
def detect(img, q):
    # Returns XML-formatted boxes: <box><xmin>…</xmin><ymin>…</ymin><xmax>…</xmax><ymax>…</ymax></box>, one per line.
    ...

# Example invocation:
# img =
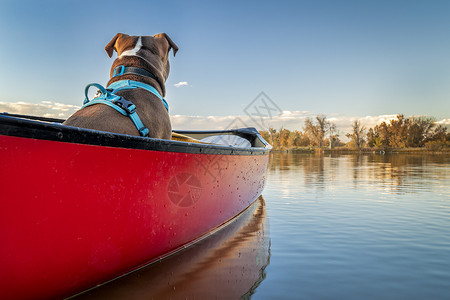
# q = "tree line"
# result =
<box><xmin>259</xmin><ymin>114</ymin><xmax>449</xmax><ymax>151</ymax></box>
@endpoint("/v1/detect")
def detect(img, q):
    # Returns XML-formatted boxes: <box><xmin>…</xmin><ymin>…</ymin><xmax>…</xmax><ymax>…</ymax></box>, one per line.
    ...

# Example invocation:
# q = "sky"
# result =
<box><xmin>1</xmin><ymin>0</ymin><xmax>450</xmax><ymax>133</ymax></box>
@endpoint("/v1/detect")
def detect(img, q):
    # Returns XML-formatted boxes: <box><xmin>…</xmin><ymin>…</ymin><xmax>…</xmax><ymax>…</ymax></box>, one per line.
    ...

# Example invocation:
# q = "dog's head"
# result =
<box><xmin>104</xmin><ymin>33</ymin><xmax>178</xmax><ymax>80</ymax></box>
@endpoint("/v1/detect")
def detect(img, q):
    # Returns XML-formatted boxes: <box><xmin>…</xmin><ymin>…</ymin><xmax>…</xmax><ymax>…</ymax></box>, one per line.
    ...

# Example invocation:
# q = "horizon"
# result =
<box><xmin>1</xmin><ymin>0</ymin><xmax>449</xmax><ymax>134</ymax></box>
<box><xmin>1</xmin><ymin>99</ymin><xmax>448</xmax><ymax>137</ymax></box>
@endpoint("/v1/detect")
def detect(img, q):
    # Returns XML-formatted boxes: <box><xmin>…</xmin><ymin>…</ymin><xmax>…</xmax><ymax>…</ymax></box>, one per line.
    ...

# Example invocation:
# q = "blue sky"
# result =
<box><xmin>1</xmin><ymin>0</ymin><xmax>449</xmax><ymax>130</ymax></box>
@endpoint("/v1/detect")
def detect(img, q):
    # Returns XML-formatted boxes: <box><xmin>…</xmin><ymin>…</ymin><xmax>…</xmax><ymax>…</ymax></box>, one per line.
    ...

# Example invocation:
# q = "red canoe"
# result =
<box><xmin>0</xmin><ymin>113</ymin><xmax>271</xmax><ymax>300</ymax></box>
<box><xmin>74</xmin><ymin>196</ymin><xmax>270</xmax><ymax>299</ymax></box>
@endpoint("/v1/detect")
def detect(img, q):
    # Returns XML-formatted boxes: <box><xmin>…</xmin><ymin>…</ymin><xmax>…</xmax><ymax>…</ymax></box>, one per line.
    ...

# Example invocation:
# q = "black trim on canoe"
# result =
<box><xmin>0</xmin><ymin>113</ymin><xmax>271</xmax><ymax>155</ymax></box>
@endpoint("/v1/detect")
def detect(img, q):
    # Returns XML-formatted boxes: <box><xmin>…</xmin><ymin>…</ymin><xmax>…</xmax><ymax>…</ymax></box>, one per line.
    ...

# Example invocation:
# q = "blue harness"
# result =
<box><xmin>82</xmin><ymin>69</ymin><xmax>168</xmax><ymax>137</ymax></box>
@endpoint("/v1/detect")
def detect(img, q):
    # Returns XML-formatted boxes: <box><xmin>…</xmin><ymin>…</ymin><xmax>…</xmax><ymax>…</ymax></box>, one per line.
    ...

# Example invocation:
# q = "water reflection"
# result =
<box><xmin>260</xmin><ymin>152</ymin><xmax>450</xmax><ymax>299</ymax></box>
<box><xmin>269</xmin><ymin>152</ymin><xmax>450</xmax><ymax>195</ymax></box>
<box><xmin>72</xmin><ymin>196</ymin><xmax>270</xmax><ymax>299</ymax></box>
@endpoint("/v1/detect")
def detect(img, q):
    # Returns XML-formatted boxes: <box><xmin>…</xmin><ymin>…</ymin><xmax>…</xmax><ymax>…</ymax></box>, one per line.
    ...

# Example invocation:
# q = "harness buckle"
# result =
<box><xmin>113</xmin><ymin>65</ymin><xmax>125</xmax><ymax>77</ymax></box>
<box><xmin>113</xmin><ymin>97</ymin><xmax>136</xmax><ymax>114</ymax></box>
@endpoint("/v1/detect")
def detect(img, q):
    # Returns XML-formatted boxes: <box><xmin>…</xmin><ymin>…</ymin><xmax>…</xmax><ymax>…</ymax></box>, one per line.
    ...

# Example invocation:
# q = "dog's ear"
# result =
<box><xmin>154</xmin><ymin>33</ymin><xmax>179</xmax><ymax>57</ymax></box>
<box><xmin>105</xmin><ymin>33</ymin><xmax>126</xmax><ymax>58</ymax></box>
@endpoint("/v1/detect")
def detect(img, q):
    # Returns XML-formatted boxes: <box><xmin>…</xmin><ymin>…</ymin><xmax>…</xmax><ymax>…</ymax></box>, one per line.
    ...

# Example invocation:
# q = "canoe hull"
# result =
<box><xmin>0</xmin><ymin>128</ymin><xmax>269</xmax><ymax>299</ymax></box>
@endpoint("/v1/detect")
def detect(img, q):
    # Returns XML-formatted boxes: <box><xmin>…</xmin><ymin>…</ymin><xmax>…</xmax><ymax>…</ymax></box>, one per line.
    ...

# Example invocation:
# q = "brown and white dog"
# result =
<box><xmin>64</xmin><ymin>33</ymin><xmax>178</xmax><ymax>139</ymax></box>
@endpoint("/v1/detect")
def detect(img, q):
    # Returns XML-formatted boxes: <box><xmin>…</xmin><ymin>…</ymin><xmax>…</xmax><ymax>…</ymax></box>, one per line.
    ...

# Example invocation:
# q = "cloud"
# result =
<box><xmin>0</xmin><ymin>101</ymin><xmax>80</xmax><ymax>119</ymax></box>
<box><xmin>173</xmin><ymin>81</ymin><xmax>189</xmax><ymax>88</ymax></box>
<box><xmin>437</xmin><ymin>118</ymin><xmax>450</xmax><ymax>125</ymax></box>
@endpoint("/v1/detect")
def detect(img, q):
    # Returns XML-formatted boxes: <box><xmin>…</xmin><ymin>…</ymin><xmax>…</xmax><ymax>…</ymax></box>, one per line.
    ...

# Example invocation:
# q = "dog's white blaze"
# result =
<box><xmin>119</xmin><ymin>37</ymin><xmax>142</xmax><ymax>57</ymax></box>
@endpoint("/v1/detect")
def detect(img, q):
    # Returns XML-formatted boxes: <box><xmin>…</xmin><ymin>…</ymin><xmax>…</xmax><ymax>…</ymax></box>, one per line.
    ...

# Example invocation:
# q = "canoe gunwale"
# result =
<box><xmin>0</xmin><ymin>113</ymin><xmax>271</xmax><ymax>155</ymax></box>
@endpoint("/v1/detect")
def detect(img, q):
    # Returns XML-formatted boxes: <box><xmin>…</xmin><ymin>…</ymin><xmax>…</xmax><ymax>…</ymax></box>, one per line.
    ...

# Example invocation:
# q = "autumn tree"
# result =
<box><xmin>279</xmin><ymin>128</ymin><xmax>291</xmax><ymax>149</ymax></box>
<box><xmin>406</xmin><ymin>116</ymin><xmax>434</xmax><ymax>147</ymax></box>
<box><xmin>304</xmin><ymin>115</ymin><xmax>335</xmax><ymax>148</ymax></box>
<box><xmin>260</xmin><ymin>128</ymin><xmax>313</xmax><ymax>149</ymax></box>
<box><xmin>268</xmin><ymin>127</ymin><xmax>277</xmax><ymax>147</ymax></box>
<box><xmin>346</xmin><ymin>120</ymin><xmax>366</xmax><ymax>149</ymax></box>
<box><xmin>290</xmin><ymin>130</ymin><xmax>302</xmax><ymax>146</ymax></box>
<box><xmin>375</xmin><ymin>121</ymin><xmax>389</xmax><ymax>147</ymax></box>
<box><xmin>366</xmin><ymin>115</ymin><xmax>448</xmax><ymax>149</ymax></box>
<box><xmin>387</xmin><ymin>115</ymin><xmax>409</xmax><ymax>148</ymax></box>
<box><xmin>367</xmin><ymin>128</ymin><xmax>376</xmax><ymax>147</ymax></box>
<box><xmin>291</xmin><ymin>130</ymin><xmax>310</xmax><ymax>147</ymax></box>
<box><xmin>429</xmin><ymin>124</ymin><xmax>448</xmax><ymax>143</ymax></box>
<box><xmin>327</xmin><ymin>121</ymin><xmax>339</xmax><ymax>149</ymax></box>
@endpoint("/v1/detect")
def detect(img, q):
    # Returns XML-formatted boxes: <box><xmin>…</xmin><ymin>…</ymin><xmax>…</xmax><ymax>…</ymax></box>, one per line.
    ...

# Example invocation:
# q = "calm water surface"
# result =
<box><xmin>255</xmin><ymin>152</ymin><xmax>450</xmax><ymax>299</ymax></box>
<box><xmin>75</xmin><ymin>152</ymin><xmax>450</xmax><ymax>299</ymax></box>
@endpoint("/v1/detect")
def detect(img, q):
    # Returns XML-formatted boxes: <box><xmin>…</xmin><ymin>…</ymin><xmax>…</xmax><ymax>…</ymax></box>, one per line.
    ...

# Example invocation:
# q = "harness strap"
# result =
<box><xmin>81</xmin><ymin>80</ymin><xmax>169</xmax><ymax>137</ymax></box>
<box><xmin>82</xmin><ymin>99</ymin><xmax>149</xmax><ymax>137</ymax></box>
<box><xmin>107</xmin><ymin>80</ymin><xmax>169</xmax><ymax>111</ymax></box>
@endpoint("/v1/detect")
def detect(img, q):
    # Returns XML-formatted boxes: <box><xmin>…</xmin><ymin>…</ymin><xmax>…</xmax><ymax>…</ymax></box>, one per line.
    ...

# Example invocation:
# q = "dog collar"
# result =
<box><xmin>112</xmin><ymin>65</ymin><xmax>160</xmax><ymax>82</ymax></box>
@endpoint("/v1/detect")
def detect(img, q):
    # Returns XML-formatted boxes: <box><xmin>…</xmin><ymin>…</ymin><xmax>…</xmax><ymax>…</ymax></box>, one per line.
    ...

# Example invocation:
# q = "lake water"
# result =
<box><xmin>74</xmin><ymin>152</ymin><xmax>450</xmax><ymax>299</ymax></box>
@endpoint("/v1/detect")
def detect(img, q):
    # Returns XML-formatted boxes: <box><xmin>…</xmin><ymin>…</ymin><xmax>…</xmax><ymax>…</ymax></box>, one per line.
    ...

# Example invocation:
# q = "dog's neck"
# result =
<box><xmin>107</xmin><ymin>55</ymin><xmax>166</xmax><ymax>97</ymax></box>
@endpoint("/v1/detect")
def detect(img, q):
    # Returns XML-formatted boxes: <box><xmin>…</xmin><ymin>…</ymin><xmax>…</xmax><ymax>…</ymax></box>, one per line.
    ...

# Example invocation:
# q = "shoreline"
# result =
<box><xmin>270</xmin><ymin>147</ymin><xmax>450</xmax><ymax>154</ymax></box>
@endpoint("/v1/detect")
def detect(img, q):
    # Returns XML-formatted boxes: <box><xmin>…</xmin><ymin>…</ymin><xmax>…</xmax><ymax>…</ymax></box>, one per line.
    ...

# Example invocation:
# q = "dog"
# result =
<box><xmin>63</xmin><ymin>33</ymin><xmax>178</xmax><ymax>139</ymax></box>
